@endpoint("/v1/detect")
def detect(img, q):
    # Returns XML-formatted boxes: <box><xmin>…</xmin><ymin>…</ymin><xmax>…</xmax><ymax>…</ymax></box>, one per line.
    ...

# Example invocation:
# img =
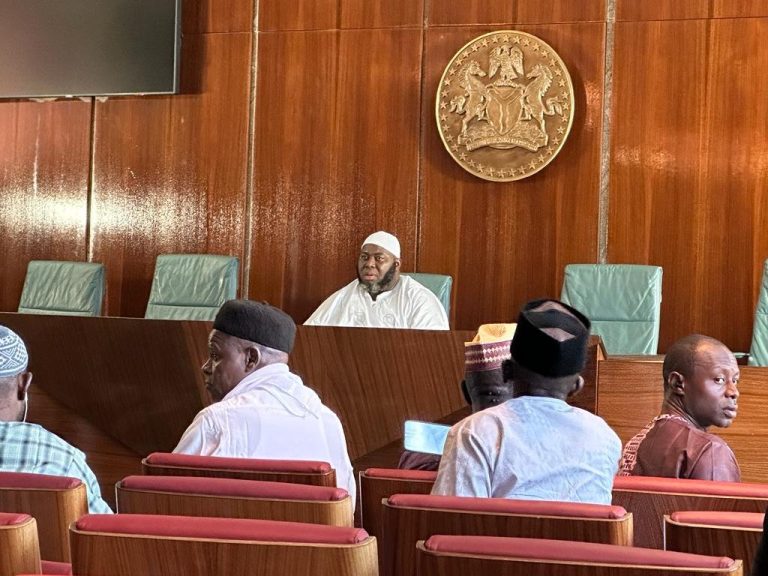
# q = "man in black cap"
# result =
<box><xmin>174</xmin><ymin>300</ymin><xmax>355</xmax><ymax>504</ymax></box>
<box><xmin>431</xmin><ymin>299</ymin><xmax>621</xmax><ymax>504</ymax></box>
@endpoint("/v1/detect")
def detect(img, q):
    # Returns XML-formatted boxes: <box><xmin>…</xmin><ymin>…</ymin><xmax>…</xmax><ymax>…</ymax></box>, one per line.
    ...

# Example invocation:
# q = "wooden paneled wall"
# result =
<box><xmin>1</xmin><ymin>0</ymin><xmax>767</xmax><ymax>352</ymax></box>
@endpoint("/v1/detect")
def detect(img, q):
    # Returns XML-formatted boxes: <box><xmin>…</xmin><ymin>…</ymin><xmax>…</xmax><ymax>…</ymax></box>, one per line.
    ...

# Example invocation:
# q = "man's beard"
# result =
<box><xmin>358</xmin><ymin>264</ymin><xmax>397</xmax><ymax>296</ymax></box>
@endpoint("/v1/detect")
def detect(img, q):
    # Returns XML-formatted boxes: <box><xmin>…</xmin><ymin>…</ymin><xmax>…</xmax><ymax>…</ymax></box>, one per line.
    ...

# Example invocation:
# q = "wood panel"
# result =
<box><xmin>420</xmin><ymin>24</ymin><xmax>605</xmax><ymax>330</ymax></box>
<box><xmin>617</xmin><ymin>0</ymin><xmax>768</xmax><ymax>21</ymax></box>
<box><xmin>90</xmin><ymin>32</ymin><xmax>252</xmax><ymax>317</ymax></box>
<box><xmin>259</xmin><ymin>0</ymin><xmax>338</xmax><ymax>32</ymax></box>
<box><xmin>340</xmin><ymin>1</ymin><xmax>423</xmax><ymax>29</ymax></box>
<box><xmin>429</xmin><ymin>0</ymin><xmax>604</xmax><ymax>25</ymax></box>
<box><xmin>251</xmin><ymin>30</ymin><xmax>422</xmax><ymax>322</ymax></box>
<box><xmin>609</xmin><ymin>18</ymin><xmax>768</xmax><ymax>352</ymax></box>
<box><xmin>597</xmin><ymin>359</ymin><xmax>768</xmax><ymax>483</ymax></box>
<box><xmin>0</xmin><ymin>100</ymin><xmax>91</xmax><ymax>312</ymax></box>
<box><xmin>183</xmin><ymin>0</ymin><xmax>253</xmax><ymax>34</ymax></box>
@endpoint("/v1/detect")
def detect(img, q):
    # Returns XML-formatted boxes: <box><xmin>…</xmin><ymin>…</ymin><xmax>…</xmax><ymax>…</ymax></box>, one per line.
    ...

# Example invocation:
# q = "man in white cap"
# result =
<box><xmin>305</xmin><ymin>231</ymin><xmax>449</xmax><ymax>329</ymax></box>
<box><xmin>0</xmin><ymin>325</ymin><xmax>112</xmax><ymax>513</ymax></box>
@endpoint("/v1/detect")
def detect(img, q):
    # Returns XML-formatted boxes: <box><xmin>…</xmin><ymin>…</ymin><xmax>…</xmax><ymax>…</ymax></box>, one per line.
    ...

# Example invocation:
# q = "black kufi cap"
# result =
<box><xmin>510</xmin><ymin>298</ymin><xmax>591</xmax><ymax>377</ymax></box>
<box><xmin>213</xmin><ymin>299</ymin><xmax>296</xmax><ymax>353</ymax></box>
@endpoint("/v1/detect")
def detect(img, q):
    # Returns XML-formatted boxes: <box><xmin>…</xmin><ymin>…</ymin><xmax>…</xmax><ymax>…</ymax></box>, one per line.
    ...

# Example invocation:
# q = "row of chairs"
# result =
<box><xmin>16</xmin><ymin>257</ymin><xmax>454</xmax><ymax>320</ymax></box>
<box><xmin>1</xmin><ymin>455</ymin><xmax>766</xmax><ymax>575</ymax></box>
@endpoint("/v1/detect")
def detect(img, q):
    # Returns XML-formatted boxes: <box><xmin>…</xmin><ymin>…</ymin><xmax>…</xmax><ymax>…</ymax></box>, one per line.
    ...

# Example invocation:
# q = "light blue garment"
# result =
<box><xmin>432</xmin><ymin>396</ymin><xmax>621</xmax><ymax>505</ymax></box>
<box><xmin>0</xmin><ymin>422</ymin><xmax>112</xmax><ymax>514</ymax></box>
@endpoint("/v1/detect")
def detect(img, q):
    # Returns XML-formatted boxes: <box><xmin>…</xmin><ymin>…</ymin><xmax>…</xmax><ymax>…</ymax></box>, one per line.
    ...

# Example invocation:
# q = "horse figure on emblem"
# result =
<box><xmin>450</xmin><ymin>60</ymin><xmax>487</xmax><ymax>137</ymax></box>
<box><xmin>521</xmin><ymin>64</ymin><xmax>563</xmax><ymax>133</ymax></box>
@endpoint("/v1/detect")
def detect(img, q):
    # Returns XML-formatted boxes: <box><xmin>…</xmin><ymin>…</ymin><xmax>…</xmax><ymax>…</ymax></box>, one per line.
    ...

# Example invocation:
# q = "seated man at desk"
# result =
<box><xmin>0</xmin><ymin>326</ymin><xmax>112</xmax><ymax>513</ymax></box>
<box><xmin>399</xmin><ymin>323</ymin><xmax>517</xmax><ymax>471</ymax></box>
<box><xmin>432</xmin><ymin>299</ymin><xmax>621</xmax><ymax>504</ymax></box>
<box><xmin>174</xmin><ymin>299</ymin><xmax>356</xmax><ymax>503</ymax></box>
<box><xmin>304</xmin><ymin>231</ymin><xmax>449</xmax><ymax>330</ymax></box>
<box><xmin>618</xmin><ymin>334</ymin><xmax>740</xmax><ymax>481</ymax></box>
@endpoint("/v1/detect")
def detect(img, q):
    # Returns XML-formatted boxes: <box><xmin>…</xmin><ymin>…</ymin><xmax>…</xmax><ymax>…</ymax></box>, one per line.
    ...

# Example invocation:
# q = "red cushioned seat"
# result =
<box><xmin>0</xmin><ymin>512</ymin><xmax>32</xmax><ymax>525</ymax></box>
<box><xmin>120</xmin><ymin>475</ymin><xmax>348</xmax><ymax>501</ymax></box>
<box><xmin>669</xmin><ymin>510</ymin><xmax>764</xmax><ymax>529</ymax></box>
<box><xmin>424</xmin><ymin>535</ymin><xmax>736</xmax><ymax>570</ymax></box>
<box><xmin>39</xmin><ymin>560</ymin><xmax>73</xmax><ymax>575</ymax></box>
<box><xmin>387</xmin><ymin>494</ymin><xmax>627</xmax><ymax>519</ymax></box>
<box><xmin>75</xmin><ymin>514</ymin><xmax>369</xmax><ymax>544</ymax></box>
<box><xmin>144</xmin><ymin>452</ymin><xmax>332</xmax><ymax>473</ymax></box>
<box><xmin>363</xmin><ymin>467</ymin><xmax>437</xmax><ymax>481</ymax></box>
<box><xmin>0</xmin><ymin>471</ymin><xmax>81</xmax><ymax>490</ymax></box>
<box><xmin>613</xmin><ymin>475</ymin><xmax>768</xmax><ymax>498</ymax></box>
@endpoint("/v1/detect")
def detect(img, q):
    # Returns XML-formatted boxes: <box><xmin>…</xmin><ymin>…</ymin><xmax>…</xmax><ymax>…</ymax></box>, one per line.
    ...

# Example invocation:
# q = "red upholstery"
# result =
<box><xmin>363</xmin><ymin>468</ymin><xmax>437</xmax><ymax>481</ymax></box>
<box><xmin>613</xmin><ymin>475</ymin><xmax>768</xmax><ymax>498</ymax></box>
<box><xmin>388</xmin><ymin>494</ymin><xmax>627</xmax><ymax>519</ymax></box>
<box><xmin>75</xmin><ymin>514</ymin><xmax>369</xmax><ymax>544</ymax></box>
<box><xmin>120</xmin><ymin>475</ymin><xmax>348</xmax><ymax>501</ymax></box>
<box><xmin>39</xmin><ymin>560</ymin><xmax>73</xmax><ymax>575</ymax></box>
<box><xmin>0</xmin><ymin>471</ymin><xmax>81</xmax><ymax>490</ymax></box>
<box><xmin>144</xmin><ymin>452</ymin><xmax>332</xmax><ymax>473</ymax></box>
<box><xmin>0</xmin><ymin>512</ymin><xmax>32</xmax><ymax>525</ymax></box>
<box><xmin>669</xmin><ymin>511</ymin><xmax>765</xmax><ymax>529</ymax></box>
<box><xmin>424</xmin><ymin>535</ymin><xmax>736</xmax><ymax>569</ymax></box>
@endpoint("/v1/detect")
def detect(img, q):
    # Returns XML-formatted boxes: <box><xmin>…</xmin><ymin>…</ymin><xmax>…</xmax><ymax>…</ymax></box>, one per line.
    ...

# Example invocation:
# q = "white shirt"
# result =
<box><xmin>432</xmin><ymin>396</ymin><xmax>622</xmax><ymax>504</ymax></box>
<box><xmin>174</xmin><ymin>363</ymin><xmax>356</xmax><ymax>507</ymax></box>
<box><xmin>304</xmin><ymin>275</ymin><xmax>449</xmax><ymax>330</ymax></box>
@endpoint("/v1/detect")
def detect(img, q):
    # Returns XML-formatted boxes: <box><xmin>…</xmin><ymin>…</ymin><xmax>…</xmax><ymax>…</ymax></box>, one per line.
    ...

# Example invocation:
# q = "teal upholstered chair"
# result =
<box><xmin>144</xmin><ymin>254</ymin><xmax>239</xmax><ymax>321</ymax></box>
<box><xmin>560</xmin><ymin>264</ymin><xmax>663</xmax><ymax>355</ymax></box>
<box><xmin>406</xmin><ymin>273</ymin><xmax>453</xmax><ymax>316</ymax></box>
<box><xmin>18</xmin><ymin>260</ymin><xmax>105</xmax><ymax>316</ymax></box>
<box><xmin>749</xmin><ymin>260</ymin><xmax>768</xmax><ymax>366</ymax></box>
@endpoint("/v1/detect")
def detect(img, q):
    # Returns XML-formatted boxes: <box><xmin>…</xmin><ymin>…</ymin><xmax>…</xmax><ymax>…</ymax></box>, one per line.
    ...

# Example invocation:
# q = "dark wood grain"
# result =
<box><xmin>259</xmin><ymin>0</ymin><xmax>338</xmax><ymax>31</ymax></box>
<box><xmin>182</xmin><ymin>0</ymin><xmax>253</xmax><ymax>34</ymax></box>
<box><xmin>617</xmin><ymin>0</ymin><xmax>768</xmax><ymax>21</ymax></box>
<box><xmin>609</xmin><ymin>18</ymin><xmax>768</xmax><ymax>352</ymax></box>
<box><xmin>90</xmin><ymin>32</ymin><xmax>251</xmax><ymax>317</ymax></box>
<box><xmin>429</xmin><ymin>0</ymin><xmax>605</xmax><ymax>25</ymax></box>
<box><xmin>251</xmin><ymin>29</ymin><xmax>422</xmax><ymax>323</ymax></box>
<box><xmin>420</xmin><ymin>24</ymin><xmax>605</xmax><ymax>330</ymax></box>
<box><xmin>0</xmin><ymin>100</ymin><xmax>91</xmax><ymax>311</ymax></box>
<box><xmin>340</xmin><ymin>1</ymin><xmax>423</xmax><ymax>29</ymax></box>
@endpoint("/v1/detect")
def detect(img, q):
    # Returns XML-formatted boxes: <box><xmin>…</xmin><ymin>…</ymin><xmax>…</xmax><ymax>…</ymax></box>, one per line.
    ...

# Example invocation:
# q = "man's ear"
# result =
<box><xmin>668</xmin><ymin>371</ymin><xmax>685</xmax><ymax>396</ymax></box>
<box><xmin>17</xmin><ymin>372</ymin><xmax>32</xmax><ymax>401</ymax></box>
<box><xmin>460</xmin><ymin>380</ymin><xmax>472</xmax><ymax>406</ymax></box>
<box><xmin>245</xmin><ymin>345</ymin><xmax>261</xmax><ymax>371</ymax></box>
<box><xmin>394</xmin><ymin>258</ymin><xmax>401</xmax><ymax>269</ymax></box>
<box><xmin>567</xmin><ymin>375</ymin><xmax>585</xmax><ymax>399</ymax></box>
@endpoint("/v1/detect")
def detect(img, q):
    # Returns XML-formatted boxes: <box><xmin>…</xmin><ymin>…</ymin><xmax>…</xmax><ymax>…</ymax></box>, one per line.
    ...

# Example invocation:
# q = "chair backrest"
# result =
<box><xmin>749</xmin><ymin>259</ymin><xmax>768</xmax><ymax>365</ymax></box>
<box><xmin>664</xmin><ymin>511</ymin><xmax>763</xmax><ymax>576</ymax></box>
<box><xmin>142</xmin><ymin>452</ymin><xmax>337</xmax><ymax>487</ymax></box>
<box><xmin>116</xmin><ymin>475</ymin><xmax>353</xmax><ymax>527</ymax></box>
<box><xmin>383</xmin><ymin>494</ymin><xmax>632</xmax><ymax>576</ymax></box>
<box><xmin>0</xmin><ymin>513</ymin><xmax>41</xmax><ymax>576</ymax></box>
<box><xmin>18</xmin><ymin>261</ymin><xmax>105</xmax><ymax>317</ymax></box>
<box><xmin>0</xmin><ymin>471</ymin><xmax>87</xmax><ymax>562</ymax></box>
<box><xmin>70</xmin><ymin>514</ymin><xmax>378</xmax><ymax>576</ymax></box>
<box><xmin>405</xmin><ymin>273</ymin><xmax>453</xmax><ymax>315</ymax></box>
<box><xmin>416</xmin><ymin>535</ymin><xmax>742</xmax><ymax>576</ymax></box>
<box><xmin>144</xmin><ymin>254</ymin><xmax>238</xmax><ymax>320</ymax></box>
<box><xmin>560</xmin><ymin>264</ymin><xmax>663</xmax><ymax>355</ymax></box>
<box><xmin>612</xmin><ymin>475</ymin><xmax>768</xmax><ymax>550</ymax></box>
<box><xmin>359</xmin><ymin>468</ymin><xmax>436</xmax><ymax>541</ymax></box>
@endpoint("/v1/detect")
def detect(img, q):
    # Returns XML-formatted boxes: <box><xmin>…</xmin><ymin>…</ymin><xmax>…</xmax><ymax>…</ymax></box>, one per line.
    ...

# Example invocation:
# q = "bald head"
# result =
<box><xmin>663</xmin><ymin>334</ymin><xmax>732</xmax><ymax>388</ymax></box>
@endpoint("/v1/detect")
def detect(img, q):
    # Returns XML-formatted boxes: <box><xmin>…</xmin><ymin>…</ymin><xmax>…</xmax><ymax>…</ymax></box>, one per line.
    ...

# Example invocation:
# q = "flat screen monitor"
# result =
<box><xmin>0</xmin><ymin>0</ymin><xmax>181</xmax><ymax>99</ymax></box>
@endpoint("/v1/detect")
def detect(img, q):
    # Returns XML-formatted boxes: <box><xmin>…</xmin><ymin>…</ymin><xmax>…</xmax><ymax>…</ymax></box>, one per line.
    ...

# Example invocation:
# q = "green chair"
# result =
<box><xmin>17</xmin><ymin>260</ymin><xmax>105</xmax><ymax>316</ymax></box>
<box><xmin>406</xmin><ymin>273</ymin><xmax>453</xmax><ymax>316</ymax></box>
<box><xmin>560</xmin><ymin>264</ymin><xmax>663</xmax><ymax>355</ymax></box>
<box><xmin>144</xmin><ymin>254</ymin><xmax>239</xmax><ymax>321</ymax></box>
<box><xmin>748</xmin><ymin>259</ymin><xmax>768</xmax><ymax>366</ymax></box>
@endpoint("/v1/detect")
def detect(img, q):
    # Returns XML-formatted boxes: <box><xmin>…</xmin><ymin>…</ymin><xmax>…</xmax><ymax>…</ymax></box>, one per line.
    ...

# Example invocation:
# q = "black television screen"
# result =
<box><xmin>0</xmin><ymin>0</ymin><xmax>181</xmax><ymax>98</ymax></box>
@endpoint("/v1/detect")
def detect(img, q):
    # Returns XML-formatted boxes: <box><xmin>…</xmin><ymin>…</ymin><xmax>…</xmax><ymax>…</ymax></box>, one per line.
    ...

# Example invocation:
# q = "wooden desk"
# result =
<box><xmin>597</xmin><ymin>358</ymin><xmax>768</xmax><ymax>483</ymax></box>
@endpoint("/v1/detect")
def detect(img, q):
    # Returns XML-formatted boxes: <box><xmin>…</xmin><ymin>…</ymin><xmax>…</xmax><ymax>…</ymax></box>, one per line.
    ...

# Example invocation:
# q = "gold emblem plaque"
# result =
<box><xmin>436</xmin><ymin>31</ymin><xmax>575</xmax><ymax>182</ymax></box>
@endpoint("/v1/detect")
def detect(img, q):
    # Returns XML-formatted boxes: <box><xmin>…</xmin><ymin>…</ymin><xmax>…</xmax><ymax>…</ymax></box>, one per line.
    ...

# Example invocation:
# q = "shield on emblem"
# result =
<box><xmin>484</xmin><ymin>85</ymin><xmax>523</xmax><ymax>137</ymax></box>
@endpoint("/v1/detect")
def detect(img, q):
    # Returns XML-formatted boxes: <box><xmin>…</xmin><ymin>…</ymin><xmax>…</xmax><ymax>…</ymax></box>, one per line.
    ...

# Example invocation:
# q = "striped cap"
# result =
<box><xmin>464</xmin><ymin>324</ymin><xmax>516</xmax><ymax>373</ymax></box>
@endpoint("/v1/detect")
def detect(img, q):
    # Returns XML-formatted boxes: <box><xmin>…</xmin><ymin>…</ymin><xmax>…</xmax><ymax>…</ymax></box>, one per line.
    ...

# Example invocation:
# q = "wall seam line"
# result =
<box><xmin>597</xmin><ymin>0</ymin><xmax>616</xmax><ymax>263</ymax></box>
<box><xmin>242</xmin><ymin>0</ymin><xmax>260</xmax><ymax>298</ymax></box>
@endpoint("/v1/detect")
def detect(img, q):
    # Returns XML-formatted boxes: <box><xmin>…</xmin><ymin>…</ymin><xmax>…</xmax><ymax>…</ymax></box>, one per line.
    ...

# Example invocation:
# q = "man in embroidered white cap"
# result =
<box><xmin>0</xmin><ymin>325</ymin><xmax>112</xmax><ymax>513</ymax></box>
<box><xmin>304</xmin><ymin>231</ymin><xmax>449</xmax><ymax>330</ymax></box>
<box><xmin>398</xmin><ymin>323</ymin><xmax>517</xmax><ymax>471</ymax></box>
